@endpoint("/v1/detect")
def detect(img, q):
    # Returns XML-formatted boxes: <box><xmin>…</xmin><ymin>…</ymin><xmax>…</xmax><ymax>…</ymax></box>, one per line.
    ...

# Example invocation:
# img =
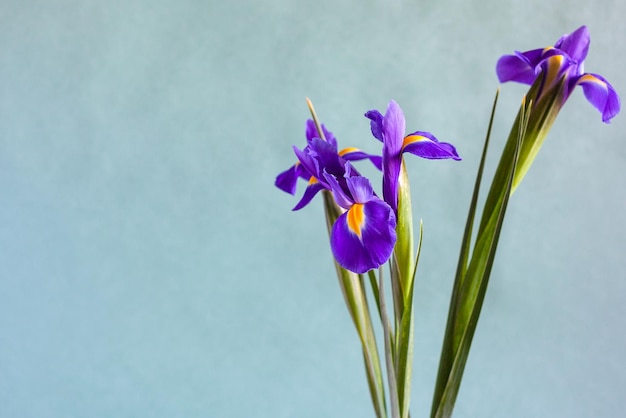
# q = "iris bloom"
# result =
<box><xmin>275</xmin><ymin>119</ymin><xmax>381</xmax><ymax>210</ymax></box>
<box><xmin>324</xmin><ymin>163</ymin><xmax>396</xmax><ymax>274</ymax></box>
<box><xmin>496</xmin><ymin>25</ymin><xmax>620</xmax><ymax>123</ymax></box>
<box><xmin>275</xmin><ymin>120</ymin><xmax>394</xmax><ymax>273</ymax></box>
<box><xmin>365</xmin><ymin>100</ymin><xmax>461</xmax><ymax>213</ymax></box>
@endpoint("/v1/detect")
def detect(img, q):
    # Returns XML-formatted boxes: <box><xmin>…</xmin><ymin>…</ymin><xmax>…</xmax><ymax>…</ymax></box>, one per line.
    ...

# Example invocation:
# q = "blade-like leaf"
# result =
<box><xmin>379</xmin><ymin>266</ymin><xmax>400</xmax><ymax>418</ymax></box>
<box><xmin>395</xmin><ymin>220</ymin><xmax>423</xmax><ymax>418</ymax></box>
<box><xmin>432</xmin><ymin>97</ymin><xmax>529</xmax><ymax>418</ymax></box>
<box><xmin>431</xmin><ymin>89</ymin><xmax>500</xmax><ymax>415</ymax></box>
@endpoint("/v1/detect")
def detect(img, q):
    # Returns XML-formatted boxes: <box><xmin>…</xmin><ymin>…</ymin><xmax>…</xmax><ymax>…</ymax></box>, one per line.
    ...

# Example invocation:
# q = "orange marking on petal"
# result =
<box><xmin>544</xmin><ymin>54</ymin><xmax>565</xmax><ymax>85</ymax></box>
<box><xmin>347</xmin><ymin>203</ymin><xmax>365</xmax><ymax>238</ymax></box>
<box><xmin>578</xmin><ymin>74</ymin><xmax>606</xmax><ymax>87</ymax></box>
<box><xmin>402</xmin><ymin>134</ymin><xmax>428</xmax><ymax>149</ymax></box>
<box><xmin>308</xmin><ymin>176</ymin><xmax>318</xmax><ymax>185</ymax></box>
<box><xmin>339</xmin><ymin>147</ymin><xmax>360</xmax><ymax>156</ymax></box>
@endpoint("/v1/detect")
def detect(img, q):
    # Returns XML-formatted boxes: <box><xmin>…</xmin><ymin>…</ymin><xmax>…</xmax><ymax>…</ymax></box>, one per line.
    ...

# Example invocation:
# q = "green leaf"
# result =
<box><xmin>323</xmin><ymin>191</ymin><xmax>388</xmax><ymax>418</ymax></box>
<box><xmin>431</xmin><ymin>90</ymin><xmax>499</xmax><ymax>416</ymax></box>
<box><xmin>309</xmin><ymin>98</ymin><xmax>388</xmax><ymax>418</ymax></box>
<box><xmin>395</xmin><ymin>220</ymin><xmax>422</xmax><ymax>418</ymax></box>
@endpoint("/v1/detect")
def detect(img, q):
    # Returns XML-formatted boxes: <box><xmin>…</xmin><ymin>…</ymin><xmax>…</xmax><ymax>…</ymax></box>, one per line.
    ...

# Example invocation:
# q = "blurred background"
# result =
<box><xmin>0</xmin><ymin>0</ymin><xmax>624</xmax><ymax>417</ymax></box>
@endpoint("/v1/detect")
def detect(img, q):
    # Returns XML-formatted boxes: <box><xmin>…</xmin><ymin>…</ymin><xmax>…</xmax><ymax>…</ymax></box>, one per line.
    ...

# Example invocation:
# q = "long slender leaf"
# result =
<box><xmin>395</xmin><ymin>220</ymin><xmax>423</xmax><ymax>418</ymax></box>
<box><xmin>430</xmin><ymin>89</ymin><xmax>500</xmax><ymax>416</ymax></box>
<box><xmin>379</xmin><ymin>266</ymin><xmax>400</xmax><ymax>418</ymax></box>
<box><xmin>310</xmin><ymin>99</ymin><xmax>388</xmax><ymax>418</ymax></box>
<box><xmin>432</xmin><ymin>97</ymin><xmax>529</xmax><ymax>418</ymax></box>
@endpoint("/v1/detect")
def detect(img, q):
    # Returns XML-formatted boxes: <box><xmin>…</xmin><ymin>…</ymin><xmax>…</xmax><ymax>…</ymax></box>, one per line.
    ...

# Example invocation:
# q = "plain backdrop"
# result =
<box><xmin>0</xmin><ymin>1</ymin><xmax>624</xmax><ymax>417</ymax></box>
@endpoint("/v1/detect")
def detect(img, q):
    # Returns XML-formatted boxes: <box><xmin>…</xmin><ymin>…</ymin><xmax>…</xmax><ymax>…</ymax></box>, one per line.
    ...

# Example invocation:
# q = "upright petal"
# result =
<box><xmin>330</xmin><ymin>198</ymin><xmax>396</xmax><ymax>273</ymax></box>
<box><xmin>381</xmin><ymin>100</ymin><xmax>406</xmax><ymax>212</ymax></box>
<box><xmin>364</xmin><ymin>110</ymin><xmax>384</xmax><ymax>142</ymax></box>
<box><xmin>576</xmin><ymin>73</ymin><xmax>621</xmax><ymax>123</ymax></box>
<box><xmin>554</xmin><ymin>25</ymin><xmax>590</xmax><ymax>66</ymax></box>
<box><xmin>345</xmin><ymin>175</ymin><xmax>375</xmax><ymax>204</ymax></box>
<box><xmin>382</xmin><ymin>100</ymin><xmax>406</xmax><ymax>156</ymax></box>
<box><xmin>305</xmin><ymin>119</ymin><xmax>337</xmax><ymax>146</ymax></box>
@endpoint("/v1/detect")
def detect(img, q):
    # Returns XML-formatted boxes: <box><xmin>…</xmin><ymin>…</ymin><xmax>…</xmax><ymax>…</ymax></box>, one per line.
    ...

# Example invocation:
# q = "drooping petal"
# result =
<box><xmin>275</xmin><ymin>164</ymin><xmax>300</xmax><ymax>195</ymax></box>
<box><xmin>330</xmin><ymin>198</ymin><xmax>396</xmax><ymax>273</ymax></box>
<box><xmin>402</xmin><ymin>131</ymin><xmax>461</xmax><ymax>160</ymax></box>
<box><xmin>554</xmin><ymin>25</ymin><xmax>589</xmax><ymax>66</ymax></box>
<box><xmin>364</xmin><ymin>110</ymin><xmax>384</xmax><ymax>142</ymax></box>
<box><xmin>576</xmin><ymin>73</ymin><xmax>621</xmax><ymax>123</ymax></box>
<box><xmin>339</xmin><ymin>147</ymin><xmax>383</xmax><ymax>170</ymax></box>
<box><xmin>496</xmin><ymin>49</ymin><xmax>543</xmax><ymax>84</ymax></box>
<box><xmin>292</xmin><ymin>180</ymin><xmax>326</xmax><ymax>211</ymax></box>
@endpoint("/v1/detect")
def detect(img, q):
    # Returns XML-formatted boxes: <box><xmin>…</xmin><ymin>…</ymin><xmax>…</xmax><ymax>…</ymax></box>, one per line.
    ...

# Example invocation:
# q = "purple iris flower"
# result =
<box><xmin>324</xmin><ymin>163</ymin><xmax>396</xmax><ymax>274</ymax></box>
<box><xmin>365</xmin><ymin>100</ymin><xmax>461</xmax><ymax>213</ymax></box>
<box><xmin>275</xmin><ymin>119</ymin><xmax>381</xmax><ymax>210</ymax></box>
<box><xmin>275</xmin><ymin>119</ymin><xmax>395</xmax><ymax>273</ymax></box>
<box><xmin>496</xmin><ymin>25</ymin><xmax>620</xmax><ymax>123</ymax></box>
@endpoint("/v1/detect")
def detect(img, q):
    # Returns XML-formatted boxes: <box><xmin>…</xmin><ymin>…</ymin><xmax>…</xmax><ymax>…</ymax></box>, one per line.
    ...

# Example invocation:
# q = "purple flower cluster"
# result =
<box><xmin>276</xmin><ymin>101</ymin><xmax>460</xmax><ymax>273</ymax></box>
<box><xmin>497</xmin><ymin>25</ymin><xmax>620</xmax><ymax>123</ymax></box>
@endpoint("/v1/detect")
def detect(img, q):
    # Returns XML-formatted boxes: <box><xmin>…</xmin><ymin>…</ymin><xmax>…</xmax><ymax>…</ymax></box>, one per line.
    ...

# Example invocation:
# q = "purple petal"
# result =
<box><xmin>307</xmin><ymin>138</ymin><xmax>344</xmax><ymax>177</ymax></box>
<box><xmin>305</xmin><ymin>119</ymin><xmax>337</xmax><ymax>146</ymax></box>
<box><xmin>364</xmin><ymin>110</ymin><xmax>384</xmax><ymax>142</ymax></box>
<box><xmin>496</xmin><ymin>50</ymin><xmax>541</xmax><ymax>84</ymax></box>
<box><xmin>323</xmin><ymin>170</ymin><xmax>354</xmax><ymax>209</ymax></box>
<box><xmin>275</xmin><ymin>164</ymin><xmax>299</xmax><ymax>195</ymax></box>
<box><xmin>554</xmin><ymin>25</ymin><xmax>589</xmax><ymax>65</ymax></box>
<box><xmin>330</xmin><ymin>198</ymin><xmax>396</xmax><ymax>274</ymax></box>
<box><xmin>576</xmin><ymin>73</ymin><xmax>621</xmax><ymax>123</ymax></box>
<box><xmin>381</xmin><ymin>100</ymin><xmax>406</xmax><ymax>212</ymax></box>
<box><xmin>402</xmin><ymin>131</ymin><xmax>461</xmax><ymax>160</ymax></box>
<box><xmin>339</xmin><ymin>147</ymin><xmax>383</xmax><ymax>170</ymax></box>
<box><xmin>345</xmin><ymin>175</ymin><xmax>374</xmax><ymax>204</ymax></box>
<box><xmin>293</xmin><ymin>145</ymin><xmax>321</xmax><ymax>182</ymax></box>
<box><xmin>305</xmin><ymin>119</ymin><xmax>317</xmax><ymax>141</ymax></box>
<box><xmin>383</xmin><ymin>100</ymin><xmax>406</xmax><ymax>156</ymax></box>
<box><xmin>292</xmin><ymin>180</ymin><xmax>326</xmax><ymax>211</ymax></box>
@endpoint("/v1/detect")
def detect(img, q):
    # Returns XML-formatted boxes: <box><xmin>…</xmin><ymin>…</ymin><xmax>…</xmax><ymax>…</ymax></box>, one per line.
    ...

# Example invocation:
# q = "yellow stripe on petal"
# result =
<box><xmin>308</xmin><ymin>176</ymin><xmax>318</xmax><ymax>185</ymax></box>
<box><xmin>402</xmin><ymin>134</ymin><xmax>429</xmax><ymax>149</ymax></box>
<box><xmin>578</xmin><ymin>73</ymin><xmax>606</xmax><ymax>87</ymax></box>
<box><xmin>544</xmin><ymin>54</ymin><xmax>566</xmax><ymax>85</ymax></box>
<box><xmin>338</xmin><ymin>147</ymin><xmax>359</xmax><ymax>156</ymax></box>
<box><xmin>347</xmin><ymin>203</ymin><xmax>365</xmax><ymax>238</ymax></box>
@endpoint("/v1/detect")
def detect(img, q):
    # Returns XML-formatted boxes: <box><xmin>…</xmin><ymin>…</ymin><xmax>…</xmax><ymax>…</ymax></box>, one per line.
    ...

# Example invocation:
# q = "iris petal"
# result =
<box><xmin>330</xmin><ymin>198</ymin><xmax>396</xmax><ymax>274</ymax></box>
<box><xmin>402</xmin><ymin>131</ymin><xmax>461</xmax><ymax>160</ymax></box>
<box><xmin>496</xmin><ymin>50</ymin><xmax>540</xmax><ymax>84</ymax></box>
<box><xmin>345</xmin><ymin>175</ymin><xmax>374</xmax><ymax>204</ymax></box>
<box><xmin>275</xmin><ymin>164</ymin><xmax>299</xmax><ymax>195</ymax></box>
<box><xmin>339</xmin><ymin>148</ymin><xmax>383</xmax><ymax>170</ymax></box>
<box><xmin>382</xmin><ymin>100</ymin><xmax>406</xmax><ymax>156</ymax></box>
<box><xmin>364</xmin><ymin>110</ymin><xmax>384</xmax><ymax>142</ymax></box>
<box><xmin>554</xmin><ymin>25</ymin><xmax>589</xmax><ymax>65</ymax></box>
<box><xmin>305</xmin><ymin>119</ymin><xmax>337</xmax><ymax>146</ymax></box>
<box><xmin>576</xmin><ymin>73</ymin><xmax>621</xmax><ymax>123</ymax></box>
<box><xmin>292</xmin><ymin>181</ymin><xmax>325</xmax><ymax>211</ymax></box>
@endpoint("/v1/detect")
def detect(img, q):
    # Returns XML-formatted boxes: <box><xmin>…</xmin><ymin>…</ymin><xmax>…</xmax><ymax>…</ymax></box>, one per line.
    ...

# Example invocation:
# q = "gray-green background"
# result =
<box><xmin>1</xmin><ymin>1</ymin><xmax>624</xmax><ymax>417</ymax></box>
